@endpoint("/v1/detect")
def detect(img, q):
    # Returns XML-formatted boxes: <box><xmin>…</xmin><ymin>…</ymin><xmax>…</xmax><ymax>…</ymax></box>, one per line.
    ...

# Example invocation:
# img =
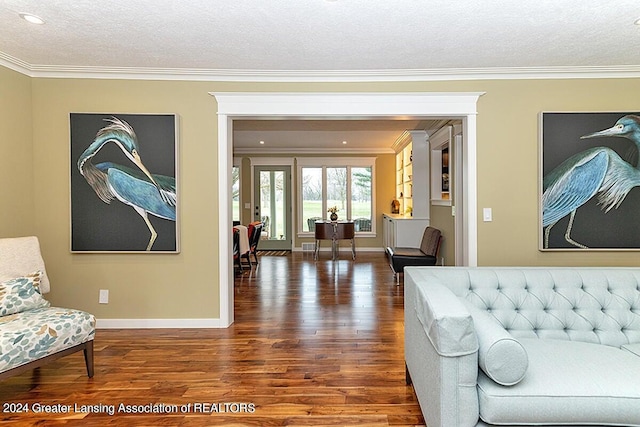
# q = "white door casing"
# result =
<box><xmin>213</xmin><ymin>92</ymin><xmax>483</xmax><ymax>327</ymax></box>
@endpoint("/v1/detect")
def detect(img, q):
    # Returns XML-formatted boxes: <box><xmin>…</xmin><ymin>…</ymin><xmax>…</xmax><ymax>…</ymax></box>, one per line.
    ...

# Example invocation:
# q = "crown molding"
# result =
<box><xmin>0</xmin><ymin>52</ymin><xmax>32</xmax><ymax>76</ymax></box>
<box><xmin>2</xmin><ymin>52</ymin><xmax>640</xmax><ymax>82</ymax></box>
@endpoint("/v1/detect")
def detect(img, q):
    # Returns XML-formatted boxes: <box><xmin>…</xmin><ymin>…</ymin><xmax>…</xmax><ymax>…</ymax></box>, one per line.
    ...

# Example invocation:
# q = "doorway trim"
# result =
<box><xmin>212</xmin><ymin>91</ymin><xmax>483</xmax><ymax>327</ymax></box>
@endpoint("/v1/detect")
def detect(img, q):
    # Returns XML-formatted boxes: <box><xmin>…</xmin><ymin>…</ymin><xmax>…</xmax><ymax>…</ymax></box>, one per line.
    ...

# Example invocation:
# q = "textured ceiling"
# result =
<box><xmin>2</xmin><ymin>1</ymin><xmax>638</xmax><ymax>152</ymax></box>
<box><xmin>1</xmin><ymin>0</ymin><xmax>640</xmax><ymax>78</ymax></box>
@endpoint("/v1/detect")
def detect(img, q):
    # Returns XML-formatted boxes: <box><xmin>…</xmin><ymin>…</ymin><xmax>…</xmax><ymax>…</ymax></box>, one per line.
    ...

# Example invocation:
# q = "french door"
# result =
<box><xmin>253</xmin><ymin>166</ymin><xmax>292</xmax><ymax>251</ymax></box>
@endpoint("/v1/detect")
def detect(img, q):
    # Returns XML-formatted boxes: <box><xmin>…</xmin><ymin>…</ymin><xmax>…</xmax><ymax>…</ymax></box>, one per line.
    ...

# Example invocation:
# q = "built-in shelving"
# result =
<box><xmin>384</xmin><ymin>130</ymin><xmax>430</xmax><ymax>249</ymax></box>
<box><xmin>395</xmin><ymin>142</ymin><xmax>414</xmax><ymax>216</ymax></box>
<box><xmin>391</xmin><ymin>130</ymin><xmax>429</xmax><ymax>218</ymax></box>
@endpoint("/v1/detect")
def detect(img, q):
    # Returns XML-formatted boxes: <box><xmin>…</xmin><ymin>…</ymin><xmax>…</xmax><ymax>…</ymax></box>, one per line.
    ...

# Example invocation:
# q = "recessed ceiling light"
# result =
<box><xmin>19</xmin><ymin>13</ymin><xmax>45</xmax><ymax>25</ymax></box>
<box><xmin>342</xmin><ymin>140</ymin><xmax>347</xmax><ymax>144</ymax></box>
<box><xmin>635</xmin><ymin>17</ymin><xmax>640</xmax><ymax>26</ymax></box>
<box><xmin>259</xmin><ymin>140</ymin><xmax>265</xmax><ymax>145</ymax></box>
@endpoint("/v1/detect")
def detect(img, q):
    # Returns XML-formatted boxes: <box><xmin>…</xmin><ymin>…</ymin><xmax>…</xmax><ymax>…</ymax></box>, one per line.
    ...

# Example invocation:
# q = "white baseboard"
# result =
<box><xmin>96</xmin><ymin>318</ymin><xmax>225</xmax><ymax>329</ymax></box>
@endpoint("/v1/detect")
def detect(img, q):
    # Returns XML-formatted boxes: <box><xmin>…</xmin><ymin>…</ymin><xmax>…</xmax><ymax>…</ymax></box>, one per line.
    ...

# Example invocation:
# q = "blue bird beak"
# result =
<box><xmin>580</xmin><ymin>123</ymin><xmax>624</xmax><ymax>140</ymax></box>
<box><xmin>130</xmin><ymin>150</ymin><xmax>168</xmax><ymax>200</ymax></box>
<box><xmin>131</xmin><ymin>152</ymin><xmax>158</xmax><ymax>185</ymax></box>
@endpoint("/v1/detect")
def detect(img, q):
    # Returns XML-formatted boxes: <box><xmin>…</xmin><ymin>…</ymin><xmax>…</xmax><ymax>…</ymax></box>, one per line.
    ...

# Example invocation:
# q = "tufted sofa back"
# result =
<box><xmin>420</xmin><ymin>267</ymin><xmax>640</xmax><ymax>348</ymax></box>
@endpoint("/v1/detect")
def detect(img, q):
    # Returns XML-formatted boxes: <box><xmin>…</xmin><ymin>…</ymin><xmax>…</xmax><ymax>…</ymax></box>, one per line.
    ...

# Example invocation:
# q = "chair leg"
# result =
<box><xmin>314</xmin><ymin>240</ymin><xmax>320</xmax><ymax>260</ymax></box>
<box><xmin>242</xmin><ymin>253</ymin><xmax>252</xmax><ymax>268</ymax></box>
<box><xmin>84</xmin><ymin>341</ymin><xmax>94</xmax><ymax>378</ymax></box>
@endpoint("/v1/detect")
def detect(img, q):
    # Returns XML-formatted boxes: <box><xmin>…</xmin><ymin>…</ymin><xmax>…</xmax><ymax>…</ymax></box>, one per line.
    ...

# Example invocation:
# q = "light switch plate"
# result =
<box><xmin>483</xmin><ymin>208</ymin><xmax>493</xmax><ymax>222</ymax></box>
<box><xmin>99</xmin><ymin>289</ymin><xmax>109</xmax><ymax>304</ymax></box>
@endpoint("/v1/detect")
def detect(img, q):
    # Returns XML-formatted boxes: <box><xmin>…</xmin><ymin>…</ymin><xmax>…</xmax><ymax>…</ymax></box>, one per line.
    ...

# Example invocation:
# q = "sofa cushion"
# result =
<box><xmin>478</xmin><ymin>338</ymin><xmax>640</xmax><ymax>426</ymax></box>
<box><xmin>465</xmin><ymin>302</ymin><xmax>528</xmax><ymax>386</ymax></box>
<box><xmin>622</xmin><ymin>343</ymin><xmax>640</xmax><ymax>357</ymax></box>
<box><xmin>0</xmin><ymin>306</ymin><xmax>95</xmax><ymax>373</ymax></box>
<box><xmin>459</xmin><ymin>268</ymin><xmax>640</xmax><ymax>347</ymax></box>
<box><xmin>0</xmin><ymin>272</ymin><xmax>50</xmax><ymax>316</ymax></box>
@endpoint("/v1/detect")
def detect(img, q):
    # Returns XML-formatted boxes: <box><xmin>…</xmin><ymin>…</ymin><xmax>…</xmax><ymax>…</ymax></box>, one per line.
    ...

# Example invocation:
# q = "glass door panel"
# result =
<box><xmin>254</xmin><ymin>166</ymin><xmax>291</xmax><ymax>250</ymax></box>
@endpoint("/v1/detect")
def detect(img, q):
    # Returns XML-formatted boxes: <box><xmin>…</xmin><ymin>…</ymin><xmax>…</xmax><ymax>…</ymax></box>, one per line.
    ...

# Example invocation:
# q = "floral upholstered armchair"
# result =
<box><xmin>0</xmin><ymin>236</ymin><xmax>95</xmax><ymax>380</ymax></box>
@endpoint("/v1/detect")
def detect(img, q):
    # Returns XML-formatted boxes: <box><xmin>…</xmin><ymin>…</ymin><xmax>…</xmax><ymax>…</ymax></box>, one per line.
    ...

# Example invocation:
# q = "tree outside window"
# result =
<box><xmin>302</xmin><ymin>168</ymin><xmax>322</xmax><ymax>232</ymax></box>
<box><xmin>300</xmin><ymin>162</ymin><xmax>373</xmax><ymax>234</ymax></box>
<box><xmin>232</xmin><ymin>166</ymin><xmax>240</xmax><ymax>222</ymax></box>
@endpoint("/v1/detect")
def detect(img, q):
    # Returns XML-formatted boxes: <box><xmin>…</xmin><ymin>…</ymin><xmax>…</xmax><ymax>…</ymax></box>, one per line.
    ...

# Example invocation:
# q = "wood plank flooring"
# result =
<box><xmin>0</xmin><ymin>251</ymin><xmax>425</xmax><ymax>426</ymax></box>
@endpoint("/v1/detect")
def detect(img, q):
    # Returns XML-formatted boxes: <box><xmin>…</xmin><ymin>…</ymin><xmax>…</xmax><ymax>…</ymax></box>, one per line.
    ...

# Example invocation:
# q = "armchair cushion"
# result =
<box><xmin>0</xmin><ymin>271</ymin><xmax>50</xmax><ymax>316</ymax></box>
<box><xmin>0</xmin><ymin>236</ymin><xmax>50</xmax><ymax>293</ymax></box>
<box><xmin>0</xmin><ymin>306</ymin><xmax>95</xmax><ymax>373</ymax></box>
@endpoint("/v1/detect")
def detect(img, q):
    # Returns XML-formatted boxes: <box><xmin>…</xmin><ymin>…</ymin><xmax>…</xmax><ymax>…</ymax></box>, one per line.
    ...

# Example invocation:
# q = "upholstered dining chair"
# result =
<box><xmin>244</xmin><ymin>221</ymin><xmax>263</xmax><ymax>266</ymax></box>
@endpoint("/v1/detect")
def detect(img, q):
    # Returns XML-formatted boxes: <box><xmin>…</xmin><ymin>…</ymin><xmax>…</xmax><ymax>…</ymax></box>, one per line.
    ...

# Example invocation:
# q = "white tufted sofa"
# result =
<box><xmin>404</xmin><ymin>267</ymin><xmax>640</xmax><ymax>427</ymax></box>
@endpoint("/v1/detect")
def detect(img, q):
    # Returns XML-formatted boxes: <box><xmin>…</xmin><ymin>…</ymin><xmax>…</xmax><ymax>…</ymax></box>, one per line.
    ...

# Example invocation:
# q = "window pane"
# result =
<box><xmin>301</xmin><ymin>168</ymin><xmax>323</xmax><ymax>232</ymax></box>
<box><xmin>232</xmin><ymin>166</ymin><xmax>240</xmax><ymax>222</ymax></box>
<box><xmin>273</xmin><ymin>170</ymin><xmax>285</xmax><ymax>239</ymax></box>
<box><xmin>352</xmin><ymin>167</ymin><xmax>372</xmax><ymax>231</ymax></box>
<box><xmin>327</xmin><ymin>167</ymin><xmax>347</xmax><ymax>218</ymax></box>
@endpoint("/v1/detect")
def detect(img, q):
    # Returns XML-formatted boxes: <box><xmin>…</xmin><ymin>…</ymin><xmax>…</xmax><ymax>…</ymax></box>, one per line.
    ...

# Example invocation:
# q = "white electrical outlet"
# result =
<box><xmin>99</xmin><ymin>289</ymin><xmax>109</xmax><ymax>304</ymax></box>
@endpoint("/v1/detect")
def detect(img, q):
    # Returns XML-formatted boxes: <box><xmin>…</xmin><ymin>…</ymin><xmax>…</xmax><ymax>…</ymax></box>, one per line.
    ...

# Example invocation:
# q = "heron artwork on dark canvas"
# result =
<box><xmin>541</xmin><ymin>112</ymin><xmax>640</xmax><ymax>250</ymax></box>
<box><xmin>70</xmin><ymin>113</ymin><xmax>178</xmax><ymax>252</ymax></box>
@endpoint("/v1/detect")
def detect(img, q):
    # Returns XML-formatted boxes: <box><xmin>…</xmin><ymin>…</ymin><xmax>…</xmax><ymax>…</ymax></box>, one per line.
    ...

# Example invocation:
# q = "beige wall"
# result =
<box><xmin>30</xmin><ymin>78</ymin><xmax>222</xmax><ymax>319</ymax></box>
<box><xmin>430</xmin><ymin>205</ymin><xmax>454</xmax><ymax>265</ymax></box>
<box><xmin>472</xmin><ymin>79</ymin><xmax>640</xmax><ymax>266</ymax></box>
<box><xmin>3</xmin><ymin>72</ymin><xmax>640</xmax><ymax>321</ymax></box>
<box><xmin>0</xmin><ymin>67</ymin><xmax>34</xmax><ymax>236</ymax></box>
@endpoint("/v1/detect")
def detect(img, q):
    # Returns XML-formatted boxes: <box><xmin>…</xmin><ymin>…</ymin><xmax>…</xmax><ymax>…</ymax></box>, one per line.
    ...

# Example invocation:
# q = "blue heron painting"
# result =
<box><xmin>542</xmin><ymin>115</ymin><xmax>640</xmax><ymax>249</ymax></box>
<box><xmin>75</xmin><ymin>116</ymin><xmax>177</xmax><ymax>251</ymax></box>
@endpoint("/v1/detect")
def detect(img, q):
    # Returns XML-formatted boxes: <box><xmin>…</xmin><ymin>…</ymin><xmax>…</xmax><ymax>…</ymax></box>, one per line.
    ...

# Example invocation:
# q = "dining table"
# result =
<box><xmin>314</xmin><ymin>220</ymin><xmax>356</xmax><ymax>261</ymax></box>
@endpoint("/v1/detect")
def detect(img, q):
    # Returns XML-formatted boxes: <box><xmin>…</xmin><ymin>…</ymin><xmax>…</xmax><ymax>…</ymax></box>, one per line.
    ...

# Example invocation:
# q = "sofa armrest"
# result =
<box><xmin>405</xmin><ymin>268</ymin><xmax>480</xmax><ymax>427</ymax></box>
<box><xmin>414</xmin><ymin>277</ymin><xmax>478</xmax><ymax>356</ymax></box>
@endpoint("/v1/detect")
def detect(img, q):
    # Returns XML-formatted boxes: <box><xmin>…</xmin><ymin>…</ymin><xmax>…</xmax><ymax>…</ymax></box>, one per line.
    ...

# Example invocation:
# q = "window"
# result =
<box><xmin>351</xmin><ymin>167</ymin><xmax>372</xmax><ymax>231</ymax></box>
<box><xmin>301</xmin><ymin>167</ymin><xmax>322</xmax><ymax>232</ymax></box>
<box><xmin>297</xmin><ymin>158</ymin><xmax>375</xmax><ymax>235</ymax></box>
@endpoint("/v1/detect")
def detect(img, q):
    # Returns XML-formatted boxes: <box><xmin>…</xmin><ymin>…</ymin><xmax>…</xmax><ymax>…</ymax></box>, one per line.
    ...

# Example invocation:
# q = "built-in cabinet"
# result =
<box><xmin>384</xmin><ymin>130</ymin><xmax>430</xmax><ymax>248</ymax></box>
<box><xmin>382</xmin><ymin>214</ymin><xmax>430</xmax><ymax>248</ymax></box>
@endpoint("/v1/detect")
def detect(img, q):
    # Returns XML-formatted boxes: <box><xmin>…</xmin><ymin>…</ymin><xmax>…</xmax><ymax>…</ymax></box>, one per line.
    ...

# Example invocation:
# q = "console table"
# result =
<box><xmin>314</xmin><ymin>221</ymin><xmax>356</xmax><ymax>261</ymax></box>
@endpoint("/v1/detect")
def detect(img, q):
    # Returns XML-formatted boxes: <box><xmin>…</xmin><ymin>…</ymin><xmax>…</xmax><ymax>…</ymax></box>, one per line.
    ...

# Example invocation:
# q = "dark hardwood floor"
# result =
<box><xmin>0</xmin><ymin>251</ymin><xmax>425</xmax><ymax>426</ymax></box>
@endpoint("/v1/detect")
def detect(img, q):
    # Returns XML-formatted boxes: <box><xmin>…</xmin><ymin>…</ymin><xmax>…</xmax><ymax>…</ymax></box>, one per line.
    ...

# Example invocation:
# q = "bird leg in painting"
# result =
<box><xmin>544</xmin><ymin>223</ymin><xmax>555</xmax><ymax>249</ymax></box>
<box><xmin>564</xmin><ymin>210</ymin><xmax>588</xmax><ymax>249</ymax></box>
<box><xmin>133</xmin><ymin>206</ymin><xmax>158</xmax><ymax>251</ymax></box>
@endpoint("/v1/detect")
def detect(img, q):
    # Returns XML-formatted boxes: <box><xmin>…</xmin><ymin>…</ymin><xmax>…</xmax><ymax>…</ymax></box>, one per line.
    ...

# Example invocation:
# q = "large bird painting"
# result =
<box><xmin>541</xmin><ymin>112</ymin><xmax>640</xmax><ymax>250</ymax></box>
<box><xmin>71</xmin><ymin>114</ymin><xmax>178</xmax><ymax>252</ymax></box>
